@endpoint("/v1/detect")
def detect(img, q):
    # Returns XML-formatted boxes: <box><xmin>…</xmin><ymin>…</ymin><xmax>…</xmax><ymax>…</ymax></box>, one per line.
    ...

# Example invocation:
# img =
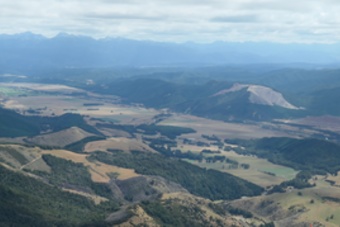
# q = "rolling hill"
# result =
<box><xmin>92</xmin><ymin>78</ymin><xmax>303</xmax><ymax>121</ymax></box>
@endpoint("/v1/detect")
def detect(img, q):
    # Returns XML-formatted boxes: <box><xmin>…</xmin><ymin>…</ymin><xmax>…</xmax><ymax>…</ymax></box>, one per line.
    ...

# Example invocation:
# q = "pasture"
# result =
<box><xmin>0</xmin><ymin>86</ymin><xmax>32</xmax><ymax>97</ymax></box>
<box><xmin>182</xmin><ymin>143</ymin><xmax>297</xmax><ymax>187</ymax></box>
<box><xmin>159</xmin><ymin>114</ymin><xmax>305</xmax><ymax>140</ymax></box>
<box><xmin>271</xmin><ymin>182</ymin><xmax>340</xmax><ymax>226</ymax></box>
<box><xmin>3</xmin><ymin>93</ymin><xmax>159</xmax><ymax>124</ymax></box>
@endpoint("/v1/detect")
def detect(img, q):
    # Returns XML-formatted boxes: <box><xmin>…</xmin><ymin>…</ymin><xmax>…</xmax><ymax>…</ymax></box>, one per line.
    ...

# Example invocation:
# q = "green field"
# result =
<box><xmin>184</xmin><ymin>148</ymin><xmax>298</xmax><ymax>187</ymax></box>
<box><xmin>0</xmin><ymin>86</ymin><xmax>33</xmax><ymax>97</ymax></box>
<box><xmin>270</xmin><ymin>185</ymin><xmax>340</xmax><ymax>226</ymax></box>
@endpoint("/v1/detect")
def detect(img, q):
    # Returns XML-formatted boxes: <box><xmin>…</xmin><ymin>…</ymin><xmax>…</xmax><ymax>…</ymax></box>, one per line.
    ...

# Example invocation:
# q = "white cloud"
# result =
<box><xmin>0</xmin><ymin>0</ymin><xmax>340</xmax><ymax>43</ymax></box>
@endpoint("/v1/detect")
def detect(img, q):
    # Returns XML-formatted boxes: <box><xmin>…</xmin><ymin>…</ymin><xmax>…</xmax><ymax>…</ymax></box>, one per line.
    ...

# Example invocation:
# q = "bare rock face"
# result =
<box><xmin>214</xmin><ymin>83</ymin><xmax>301</xmax><ymax>110</ymax></box>
<box><xmin>247</xmin><ymin>85</ymin><xmax>299</xmax><ymax>109</ymax></box>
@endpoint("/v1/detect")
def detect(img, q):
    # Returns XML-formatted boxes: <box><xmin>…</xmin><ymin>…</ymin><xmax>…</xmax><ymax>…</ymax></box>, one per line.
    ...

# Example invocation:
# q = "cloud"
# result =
<box><xmin>83</xmin><ymin>12</ymin><xmax>167</xmax><ymax>21</ymax></box>
<box><xmin>211</xmin><ymin>15</ymin><xmax>259</xmax><ymax>23</ymax></box>
<box><xmin>0</xmin><ymin>0</ymin><xmax>340</xmax><ymax>43</ymax></box>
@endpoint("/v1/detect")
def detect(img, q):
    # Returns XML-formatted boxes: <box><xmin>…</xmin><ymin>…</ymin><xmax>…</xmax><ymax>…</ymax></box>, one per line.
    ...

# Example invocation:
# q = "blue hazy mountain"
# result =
<box><xmin>1</xmin><ymin>32</ymin><xmax>340</xmax><ymax>71</ymax></box>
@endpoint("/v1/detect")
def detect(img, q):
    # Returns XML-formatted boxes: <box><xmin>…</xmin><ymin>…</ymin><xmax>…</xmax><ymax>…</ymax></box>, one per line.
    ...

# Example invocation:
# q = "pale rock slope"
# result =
<box><xmin>214</xmin><ymin>83</ymin><xmax>300</xmax><ymax>110</ymax></box>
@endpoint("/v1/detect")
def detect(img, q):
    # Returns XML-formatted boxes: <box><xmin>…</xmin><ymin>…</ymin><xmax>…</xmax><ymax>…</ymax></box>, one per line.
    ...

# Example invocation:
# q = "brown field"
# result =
<box><xmin>2</xmin><ymin>93</ymin><xmax>159</xmax><ymax>124</ymax></box>
<box><xmin>281</xmin><ymin>115</ymin><xmax>340</xmax><ymax>133</ymax></box>
<box><xmin>84</xmin><ymin>137</ymin><xmax>156</xmax><ymax>153</ymax></box>
<box><xmin>26</xmin><ymin>126</ymin><xmax>95</xmax><ymax>147</ymax></box>
<box><xmin>41</xmin><ymin>149</ymin><xmax>139</xmax><ymax>182</ymax></box>
<box><xmin>159</xmin><ymin>114</ymin><xmax>303</xmax><ymax>140</ymax></box>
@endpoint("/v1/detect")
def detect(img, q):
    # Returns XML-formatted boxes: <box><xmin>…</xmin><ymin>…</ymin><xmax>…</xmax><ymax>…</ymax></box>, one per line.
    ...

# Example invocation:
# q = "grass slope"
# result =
<box><xmin>90</xmin><ymin>151</ymin><xmax>263</xmax><ymax>200</ymax></box>
<box><xmin>0</xmin><ymin>165</ymin><xmax>117</xmax><ymax>226</ymax></box>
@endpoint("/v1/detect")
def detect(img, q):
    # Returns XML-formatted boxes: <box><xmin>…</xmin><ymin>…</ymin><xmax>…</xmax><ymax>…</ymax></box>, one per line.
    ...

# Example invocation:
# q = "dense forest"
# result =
<box><xmin>0</xmin><ymin>108</ymin><xmax>101</xmax><ymax>137</ymax></box>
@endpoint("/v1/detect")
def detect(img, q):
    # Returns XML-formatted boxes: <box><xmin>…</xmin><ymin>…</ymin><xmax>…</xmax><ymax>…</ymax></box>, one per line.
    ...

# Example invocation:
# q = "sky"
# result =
<box><xmin>1</xmin><ymin>0</ymin><xmax>340</xmax><ymax>43</ymax></box>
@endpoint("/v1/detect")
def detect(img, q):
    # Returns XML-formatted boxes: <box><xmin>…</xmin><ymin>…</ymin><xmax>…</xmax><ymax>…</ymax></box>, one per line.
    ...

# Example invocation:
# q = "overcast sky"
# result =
<box><xmin>1</xmin><ymin>0</ymin><xmax>340</xmax><ymax>43</ymax></box>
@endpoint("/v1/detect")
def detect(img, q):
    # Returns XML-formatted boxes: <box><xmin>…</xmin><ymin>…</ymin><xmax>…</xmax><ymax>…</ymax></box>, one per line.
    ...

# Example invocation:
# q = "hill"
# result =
<box><xmin>0</xmin><ymin>143</ymin><xmax>264</xmax><ymax>226</ymax></box>
<box><xmin>90</xmin><ymin>150</ymin><xmax>263</xmax><ymax>200</ymax></box>
<box><xmin>0</xmin><ymin>164</ymin><xmax>118</xmax><ymax>226</ymax></box>
<box><xmin>91</xmin><ymin>78</ymin><xmax>302</xmax><ymax>121</ymax></box>
<box><xmin>213</xmin><ymin>83</ymin><xmax>299</xmax><ymax>109</ymax></box>
<box><xmin>25</xmin><ymin>126</ymin><xmax>96</xmax><ymax>147</ymax></box>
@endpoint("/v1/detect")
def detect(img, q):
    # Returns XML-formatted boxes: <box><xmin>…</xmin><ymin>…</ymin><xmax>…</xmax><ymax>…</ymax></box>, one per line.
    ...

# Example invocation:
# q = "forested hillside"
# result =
<box><xmin>0</xmin><ymin>108</ymin><xmax>101</xmax><ymax>137</ymax></box>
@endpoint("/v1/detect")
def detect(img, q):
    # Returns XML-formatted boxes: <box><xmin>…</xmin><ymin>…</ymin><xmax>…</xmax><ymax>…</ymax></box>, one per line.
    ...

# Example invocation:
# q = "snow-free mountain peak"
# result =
<box><xmin>213</xmin><ymin>83</ymin><xmax>300</xmax><ymax>110</ymax></box>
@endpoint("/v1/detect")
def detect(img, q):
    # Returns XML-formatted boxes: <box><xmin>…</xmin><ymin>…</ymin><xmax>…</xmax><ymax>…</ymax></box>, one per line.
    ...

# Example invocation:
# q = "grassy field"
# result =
<box><xmin>182</xmin><ymin>143</ymin><xmax>297</xmax><ymax>187</ymax></box>
<box><xmin>0</xmin><ymin>86</ymin><xmax>31</xmax><ymax>97</ymax></box>
<box><xmin>230</xmin><ymin>176</ymin><xmax>340</xmax><ymax>226</ymax></box>
<box><xmin>326</xmin><ymin>171</ymin><xmax>340</xmax><ymax>186</ymax></box>
<box><xmin>271</xmin><ymin>182</ymin><xmax>340</xmax><ymax>226</ymax></box>
<box><xmin>26</xmin><ymin>126</ymin><xmax>95</xmax><ymax>147</ymax></box>
<box><xmin>159</xmin><ymin>114</ymin><xmax>304</xmax><ymax>140</ymax></box>
<box><xmin>0</xmin><ymin>83</ymin><xmax>83</xmax><ymax>94</ymax></box>
<box><xmin>187</xmin><ymin>157</ymin><xmax>297</xmax><ymax>187</ymax></box>
<box><xmin>3</xmin><ymin>93</ymin><xmax>159</xmax><ymax>124</ymax></box>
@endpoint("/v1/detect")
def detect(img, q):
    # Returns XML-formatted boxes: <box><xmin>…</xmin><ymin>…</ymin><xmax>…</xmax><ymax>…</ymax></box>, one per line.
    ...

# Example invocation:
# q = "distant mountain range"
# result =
<box><xmin>1</xmin><ymin>32</ymin><xmax>340</xmax><ymax>72</ymax></box>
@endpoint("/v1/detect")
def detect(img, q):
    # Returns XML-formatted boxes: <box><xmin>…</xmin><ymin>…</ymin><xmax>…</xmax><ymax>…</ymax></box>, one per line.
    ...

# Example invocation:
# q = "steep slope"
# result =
<box><xmin>213</xmin><ymin>83</ymin><xmax>300</xmax><ymax>109</ymax></box>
